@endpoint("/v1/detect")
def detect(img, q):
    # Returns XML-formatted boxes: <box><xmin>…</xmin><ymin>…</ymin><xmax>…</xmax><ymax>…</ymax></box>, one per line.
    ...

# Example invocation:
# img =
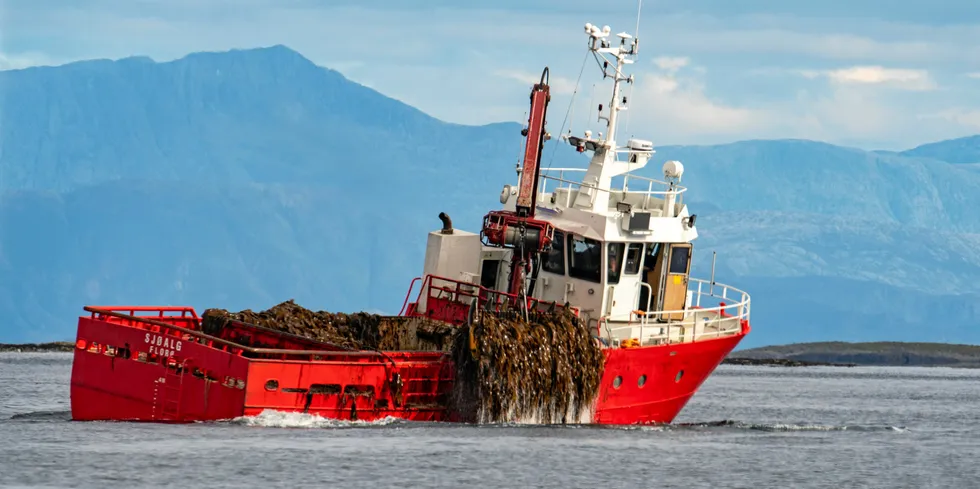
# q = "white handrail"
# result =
<box><xmin>603</xmin><ymin>278</ymin><xmax>750</xmax><ymax>346</ymax></box>
<box><xmin>536</xmin><ymin>167</ymin><xmax>687</xmax><ymax>203</ymax></box>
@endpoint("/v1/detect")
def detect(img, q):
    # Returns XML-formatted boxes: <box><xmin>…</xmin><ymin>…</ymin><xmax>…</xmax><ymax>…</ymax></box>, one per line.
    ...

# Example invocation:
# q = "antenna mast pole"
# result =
<box><xmin>584</xmin><ymin>23</ymin><xmax>638</xmax><ymax>148</ymax></box>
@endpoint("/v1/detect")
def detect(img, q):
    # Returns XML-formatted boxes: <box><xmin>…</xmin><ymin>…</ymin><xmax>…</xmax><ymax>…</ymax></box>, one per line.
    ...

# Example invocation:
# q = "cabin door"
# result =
<box><xmin>659</xmin><ymin>243</ymin><xmax>692</xmax><ymax>321</ymax></box>
<box><xmin>639</xmin><ymin>243</ymin><xmax>665</xmax><ymax>313</ymax></box>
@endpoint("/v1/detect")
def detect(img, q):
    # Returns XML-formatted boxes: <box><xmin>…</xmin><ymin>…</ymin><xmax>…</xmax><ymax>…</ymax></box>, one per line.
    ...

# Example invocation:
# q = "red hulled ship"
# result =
<box><xmin>70</xmin><ymin>20</ymin><xmax>750</xmax><ymax>425</ymax></box>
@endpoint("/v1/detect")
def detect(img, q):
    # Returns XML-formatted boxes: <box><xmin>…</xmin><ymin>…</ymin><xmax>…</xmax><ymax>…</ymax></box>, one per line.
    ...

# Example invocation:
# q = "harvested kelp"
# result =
<box><xmin>449</xmin><ymin>306</ymin><xmax>606</xmax><ymax>424</ymax></box>
<box><xmin>201</xmin><ymin>299</ymin><xmax>454</xmax><ymax>351</ymax></box>
<box><xmin>202</xmin><ymin>299</ymin><xmax>606</xmax><ymax>424</ymax></box>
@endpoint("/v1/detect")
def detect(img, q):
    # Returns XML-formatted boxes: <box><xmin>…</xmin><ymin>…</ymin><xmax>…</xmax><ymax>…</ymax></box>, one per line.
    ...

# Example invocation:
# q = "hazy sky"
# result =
<box><xmin>2</xmin><ymin>0</ymin><xmax>979</xmax><ymax>150</ymax></box>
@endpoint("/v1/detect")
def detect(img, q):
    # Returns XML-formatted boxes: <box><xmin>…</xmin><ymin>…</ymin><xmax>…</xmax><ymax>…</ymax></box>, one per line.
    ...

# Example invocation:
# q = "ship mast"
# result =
<box><xmin>590</xmin><ymin>23</ymin><xmax>633</xmax><ymax>146</ymax></box>
<box><xmin>565</xmin><ymin>23</ymin><xmax>646</xmax><ymax>212</ymax></box>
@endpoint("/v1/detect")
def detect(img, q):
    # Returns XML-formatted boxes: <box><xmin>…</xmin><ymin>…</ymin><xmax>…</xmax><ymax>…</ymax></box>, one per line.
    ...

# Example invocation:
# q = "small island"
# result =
<box><xmin>724</xmin><ymin>341</ymin><xmax>980</xmax><ymax>368</ymax></box>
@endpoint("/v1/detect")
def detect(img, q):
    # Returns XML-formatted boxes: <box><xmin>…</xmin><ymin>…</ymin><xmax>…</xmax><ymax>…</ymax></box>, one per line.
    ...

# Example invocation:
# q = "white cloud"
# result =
<box><xmin>797</xmin><ymin>66</ymin><xmax>936</xmax><ymax>91</ymax></box>
<box><xmin>652</xmin><ymin>56</ymin><xmax>689</xmax><ymax>74</ymax></box>
<box><xmin>968</xmin><ymin>72</ymin><xmax>980</xmax><ymax>79</ymax></box>
<box><xmin>617</xmin><ymin>61</ymin><xmax>966</xmax><ymax>148</ymax></box>
<box><xmin>925</xmin><ymin>109</ymin><xmax>980</xmax><ymax>131</ymax></box>
<box><xmin>826</xmin><ymin>66</ymin><xmax>936</xmax><ymax>90</ymax></box>
<box><xmin>595</xmin><ymin>59</ymin><xmax>774</xmax><ymax>143</ymax></box>
<box><xmin>493</xmin><ymin>69</ymin><xmax>579</xmax><ymax>95</ymax></box>
<box><xmin>0</xmin><ymin>51</ymin><xmax>60</xmax><ymax>71</ymax></box>
<box><xmin>635</xmin><ymin>81</ymin><xmax>768</xmax><ymax>138</ymax></box>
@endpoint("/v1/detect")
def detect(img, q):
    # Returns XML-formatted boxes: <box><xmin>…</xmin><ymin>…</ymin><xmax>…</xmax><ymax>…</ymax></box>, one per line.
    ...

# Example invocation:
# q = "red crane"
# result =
<box><xmin>481</xmin><ymin>67</ymin><xmax>557</xmax><ymax>298</ymax></box>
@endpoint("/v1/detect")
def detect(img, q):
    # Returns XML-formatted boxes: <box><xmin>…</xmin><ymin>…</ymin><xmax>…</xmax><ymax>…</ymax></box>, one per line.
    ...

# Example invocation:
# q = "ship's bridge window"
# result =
<box><xmin>568</xmin><ymin>234</ymin><xmax>601</xmax><ymax>283</ymax></box>
<box><xmin>607</xmin><ymin>242</ymin><xmax>625</xmax><ymax>284</ymax></box>
<box><xmin>624</xmin><ymin>243</ymin><xmax>644</xmax><ymax>275</ymax></box>
<box><xmin>542</xmin><ymin>230</ymin><xmax>565</xmax><ymax>275</ymax></box>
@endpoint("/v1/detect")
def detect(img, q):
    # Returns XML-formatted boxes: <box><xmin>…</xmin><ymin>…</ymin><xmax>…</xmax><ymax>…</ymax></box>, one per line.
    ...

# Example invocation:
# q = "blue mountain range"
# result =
<box><xmin>2</xmin><ymin>45</ymin><xmax>978</xmax><ymax>348</ymax></box>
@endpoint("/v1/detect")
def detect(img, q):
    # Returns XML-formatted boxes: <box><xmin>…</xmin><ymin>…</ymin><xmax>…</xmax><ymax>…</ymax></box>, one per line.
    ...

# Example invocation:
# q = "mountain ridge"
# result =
<box><xmin>900</xmin><ymin>135</ymin><xmax>980</xmax><ymax>164</ymax></box>
<box><xmin>1</xmin><ymin>45</ymin><xmax>979</xmax><ymax>347</ymax></box>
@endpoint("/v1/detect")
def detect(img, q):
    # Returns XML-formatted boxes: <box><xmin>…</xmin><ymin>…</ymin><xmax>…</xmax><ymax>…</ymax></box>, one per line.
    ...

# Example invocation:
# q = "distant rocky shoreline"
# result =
<box><xmin>726</xmin><ymin>341</ymin><xmax>980</xmax><ymax>369</ymax></box>
<box><xmin>0</xmin><ymin>342</ymin><xmax>74</xmax><ymax>353</ymax></box>
<box><xmin>3</xmin><ymin>341</ymin><xmax>979</xmax><ymax>369</ymax></box>
<box><xmin>0</xmin><ymin>342</ymin><xmax>856</xmax><ymax>367</ymax></box>
<box><xmin>721</xmin><ymin>357</ymin><xmax>856</xmax><ymax>367</ymax></box>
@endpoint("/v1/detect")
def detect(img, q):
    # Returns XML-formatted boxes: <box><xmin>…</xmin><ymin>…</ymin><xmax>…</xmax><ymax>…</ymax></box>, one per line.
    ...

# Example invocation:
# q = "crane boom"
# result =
<box><xmin>515</xmin><ymin>68</ymin><xmax>552</xmax><ymax>218</ymax></box>
<box><xmin>479</xmin><ymin>67</ymin><xmax>557</xmax><ymax>298</ymax></box>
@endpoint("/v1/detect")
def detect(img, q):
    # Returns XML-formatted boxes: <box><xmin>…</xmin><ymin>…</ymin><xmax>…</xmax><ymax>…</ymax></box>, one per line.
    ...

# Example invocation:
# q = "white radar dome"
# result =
<box><xmin>663</xmin><ymin>160</ymin><xmax>684</xmax><ymax>179</ymax></box>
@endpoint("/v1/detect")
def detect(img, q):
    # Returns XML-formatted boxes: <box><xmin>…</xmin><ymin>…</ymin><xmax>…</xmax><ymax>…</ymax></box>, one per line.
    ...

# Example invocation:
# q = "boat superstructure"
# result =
<box><xmin>68</xmin><ymin>19</ymin><xmax>750</xmax><ymax>426</ymax></box>
<box><xmin>412</xmin><ymin>21</ymin><xmax>749</xmax><ymax>351</ymax></box>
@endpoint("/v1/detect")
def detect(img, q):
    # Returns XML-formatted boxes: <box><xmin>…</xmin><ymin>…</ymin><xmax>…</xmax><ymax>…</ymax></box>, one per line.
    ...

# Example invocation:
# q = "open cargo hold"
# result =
<box><xmin>71</xmin><ymin>290</ymin><xmax>606</xmax><ymax>424</ymax></box>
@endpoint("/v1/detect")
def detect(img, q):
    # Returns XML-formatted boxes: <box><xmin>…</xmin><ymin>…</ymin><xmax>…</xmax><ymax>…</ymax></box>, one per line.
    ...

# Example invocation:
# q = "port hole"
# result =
<box><xmin>675</xmin><ymin>370</ymin><xmax>684</xmax><ymax>383</ymax></box>
<box><xmin>264</xmin><ymin>380</ymin><xmax>279</xmax><ymax>391</ymax></box>
<box><xmin>638</xmin><ymin>374</ymin><xmax>647</xmax><ymax>387</ymax></box>
<box><xmin>612</xmin><ymin>376</ymin><xmax>622</xmax><ymax>389</ymax></box>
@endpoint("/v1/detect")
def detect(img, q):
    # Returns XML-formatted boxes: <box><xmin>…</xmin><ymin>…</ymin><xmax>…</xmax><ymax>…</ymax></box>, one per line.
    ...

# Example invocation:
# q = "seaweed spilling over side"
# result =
<box><xmin>200</xmin><ymin>300</ymin><xmax>455</xmax><ymax>351</ymax></box>
<box><xmin>199</xmin><ymin>299</ymin><xmax>606</xmax><ymax>424</ymax></box>
<box><xmin>449</xmin><ymin>306</ymin><xmax>606</xmax><ymax>424</ymax></box>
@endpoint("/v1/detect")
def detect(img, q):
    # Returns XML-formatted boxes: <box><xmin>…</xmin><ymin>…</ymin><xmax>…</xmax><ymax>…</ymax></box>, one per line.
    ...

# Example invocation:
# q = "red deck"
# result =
<box><xmin>69</xmin><ymin>279</ymin><xmax>747</xmax><ymax>425</ymax></box>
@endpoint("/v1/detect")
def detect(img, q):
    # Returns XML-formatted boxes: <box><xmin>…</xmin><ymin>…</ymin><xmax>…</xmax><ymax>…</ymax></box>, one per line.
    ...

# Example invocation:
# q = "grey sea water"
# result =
<box><xmin>0</xmin><ymin>352</ymin><xmax>976</xmax><ymax>488</ymax></box>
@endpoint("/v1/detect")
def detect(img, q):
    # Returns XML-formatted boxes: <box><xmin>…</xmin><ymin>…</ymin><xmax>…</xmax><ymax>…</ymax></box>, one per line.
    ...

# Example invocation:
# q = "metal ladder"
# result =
<box><xmin>159</xmin><ymin>359</ymin><xmax>186</xmax><ymax>421</ymax></box>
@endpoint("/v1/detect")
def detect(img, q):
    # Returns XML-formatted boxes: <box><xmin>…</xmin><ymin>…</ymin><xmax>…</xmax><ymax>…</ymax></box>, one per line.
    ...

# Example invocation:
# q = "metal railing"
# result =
<box><xmin>602</xmin><ymin>278</ymin><xmax>750</xmax><ymax>346</ymax></box>
<box><xmin>536</xmin><ymin>168</ymin><xmax>687</xmax><ymax>210</ymax></box>
<box><xmin>83</xmin><ymin>307</ymin><xmax>393</xmax><ymax>359</ymax></box>
<box><xmin>403</xmin><ymin>274</ymin><xmax>580</xmax><ymax>321</ymax></box>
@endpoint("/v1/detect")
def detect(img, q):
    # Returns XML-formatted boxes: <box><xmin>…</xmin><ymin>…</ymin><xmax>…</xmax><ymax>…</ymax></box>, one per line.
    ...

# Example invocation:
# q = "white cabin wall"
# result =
<box><xmin>422</xmin><ymin>229</ymin><xmax>482</xmax><ymax>281</ymax></box>
<box><xmin>531</xmin><ymin>270</ymin><xmax>566</xmax><ymax>305</ymax></box>
<box><xmin>419</xmin><ymin>230</ymin><xmax>483</xmax><ymax>311</ymax></box>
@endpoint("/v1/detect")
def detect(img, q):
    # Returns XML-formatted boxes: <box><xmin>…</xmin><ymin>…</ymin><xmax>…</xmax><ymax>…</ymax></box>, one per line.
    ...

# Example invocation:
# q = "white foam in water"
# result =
<box><xmin>232</xmin><ymin>409</ymin><xmax>402</xmax><ymax>429</ymax></box>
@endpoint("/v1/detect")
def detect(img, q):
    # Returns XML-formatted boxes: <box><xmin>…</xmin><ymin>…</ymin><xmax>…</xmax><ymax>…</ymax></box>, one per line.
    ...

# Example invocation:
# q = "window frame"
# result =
<box><xmin>623</xmin><ymin>243</ymin><xmax>644</xmax><ymax>275</ymax></box>
<box><xmin>541</xmin><ymin>230</ymin><xmax>566</xmax><ymax>275</ymax></box>
<box><xmin>607</xmin><ymin>242</ymin><xmax>626</xmax><ymax>284</ymax></box>
<box><xmin>566</xmin><ymin>233</ymin><xmax>602</xmax><ymax>283</ymax></box>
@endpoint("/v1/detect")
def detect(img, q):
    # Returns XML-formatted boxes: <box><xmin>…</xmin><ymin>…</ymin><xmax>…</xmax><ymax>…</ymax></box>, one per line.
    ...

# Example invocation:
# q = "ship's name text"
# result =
<box><xmin>144</xmin><ymin>333</ymin><xmax>182</xmax><ymax>357</ymax></box>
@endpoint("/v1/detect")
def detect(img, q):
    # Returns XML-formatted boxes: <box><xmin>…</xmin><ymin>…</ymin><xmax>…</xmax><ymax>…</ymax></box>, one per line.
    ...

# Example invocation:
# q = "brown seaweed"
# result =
<box><xmin>201</xmin><ymin>299</ymin><xmax>606</xmax><ymax>425</ymax></box>
<box><xmin>449</xmin><ymin>306</ymin><xmax>606</xmax><ymax>424</ymax></box>
<box><xmin>201</xmin><ymin>300</ymin><xmax>450</xmax><ymax>351</ymax></box>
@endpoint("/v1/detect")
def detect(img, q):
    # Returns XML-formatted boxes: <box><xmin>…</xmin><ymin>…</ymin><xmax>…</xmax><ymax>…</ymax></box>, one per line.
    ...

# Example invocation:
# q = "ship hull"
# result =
<box><xmin>70</xmin><ymin>315</ymin><xmax>250</xmax><ymax>422</ymax></box>
<box><xmin>69</xmin><ymin>309</ymin><xmax>746</xmax><ymax>425</ymax></box>
<box><xmin>593</xmin><ymin>331</ymin><xmax>744</xmax><ymax>424</ymax></box>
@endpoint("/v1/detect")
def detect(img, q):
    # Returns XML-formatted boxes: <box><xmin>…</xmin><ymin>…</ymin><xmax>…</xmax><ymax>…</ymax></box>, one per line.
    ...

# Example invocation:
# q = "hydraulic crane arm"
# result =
<box><xmin>515</xmin><ymin>67</ymin><xmax>552</xmax><ymax>218</ymax></box>
<box><xmin>479</xmin><ymin>67</ymin><xmax>556</xmax><ymax>298</ymax></box>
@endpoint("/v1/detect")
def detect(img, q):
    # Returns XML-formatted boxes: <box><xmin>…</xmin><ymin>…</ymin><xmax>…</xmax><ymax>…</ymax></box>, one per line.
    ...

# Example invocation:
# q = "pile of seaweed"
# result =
<box><xmin>201</xmin><ymin>299</ymin><xmax>606</xmax><ymax>424</ymax></box>
<box><xmin>201</xmin><ymin>300</ymin><xmax>452</xmax><ymax>351</ymax></box>
<box><xmin>449</xmin><ymin>305</ymin><xmax>606</xmax><ymax>424</ymax></box>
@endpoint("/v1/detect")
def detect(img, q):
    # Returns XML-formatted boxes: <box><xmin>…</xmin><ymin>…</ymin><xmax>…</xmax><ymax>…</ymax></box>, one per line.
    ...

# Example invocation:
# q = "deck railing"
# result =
<box><xmin>536</xmin><ymin>167</ymin><xmax>686</xmax><ymax>209</ymax></box>
<box><xmin>82</xmin><ymin>306</ymin><xmax>395</xmax><ymax>360</ymax></box>
<box><xmin>402</xmin><ymin>274</ymin><xmax>579</xmax><ymax>324</ymax></box>
<box><xmin>602</xmin><ymin>278</ymin><xmax>750</xmax><ymax>346</ymax></box>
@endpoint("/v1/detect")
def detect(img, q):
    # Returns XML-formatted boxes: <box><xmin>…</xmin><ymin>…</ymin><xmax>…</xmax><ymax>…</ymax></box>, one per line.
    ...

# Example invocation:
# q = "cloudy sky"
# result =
<box><xmin>2</xmin><ymin>0</ymin><xmax>979</xmax><ymax>150</ymax></box>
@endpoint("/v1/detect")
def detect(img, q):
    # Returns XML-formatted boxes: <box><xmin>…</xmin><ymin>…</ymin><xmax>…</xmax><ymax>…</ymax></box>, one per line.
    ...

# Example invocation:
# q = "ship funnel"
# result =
<box><xmin>438</xmin><ymin>212</ymin><xmax>454</xmax><ymax>234</ymax></box>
